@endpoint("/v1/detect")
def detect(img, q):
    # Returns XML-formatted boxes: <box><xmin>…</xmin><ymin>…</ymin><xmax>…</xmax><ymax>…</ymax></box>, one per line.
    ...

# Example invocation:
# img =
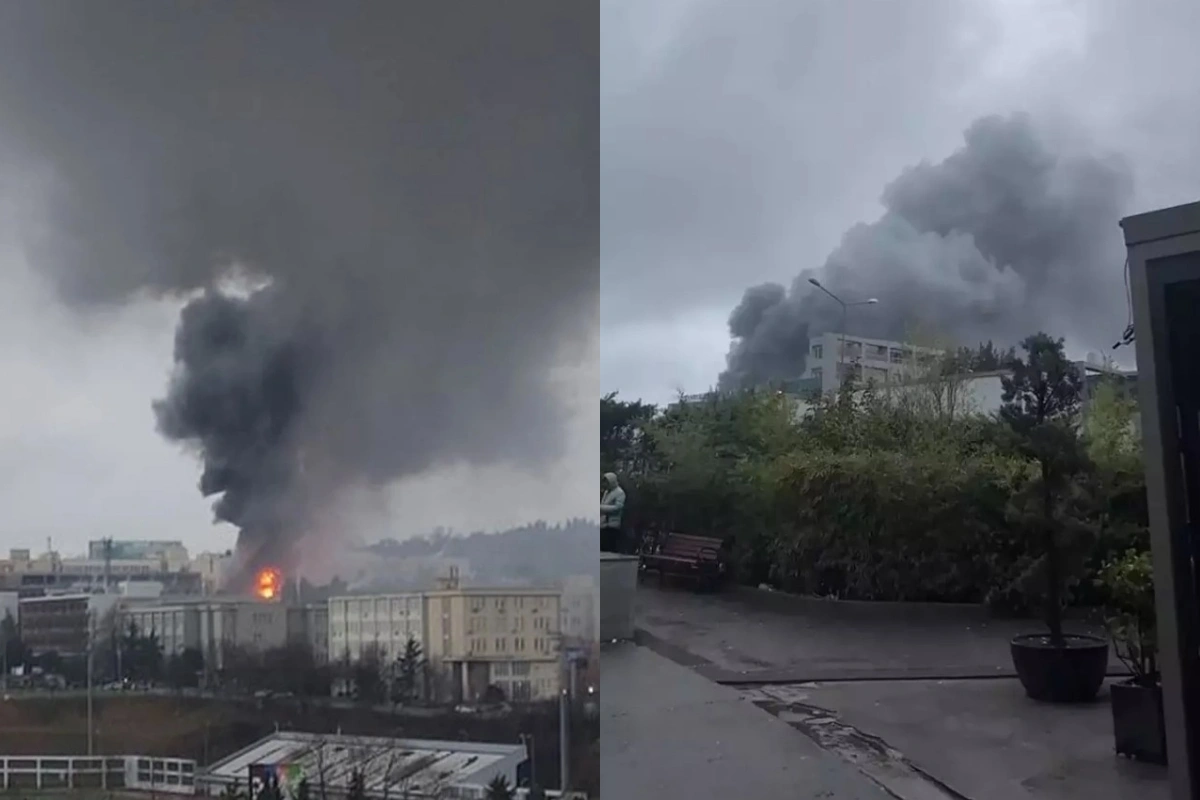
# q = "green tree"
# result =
<box><xmin>393</xmin><ymin>636</ymin><xmax>425</xmax><ymax>705</ymax></box>
<box><xmin>353</xmin><ymin>644</ymin><xmax>385</xmax><ymax>705</ymax></box>
<box><xmin>600</xmin><ymin>392</ymin><xmax>657</xmax><ymax>475</ymax></box>
<box><xmin>1000</xmin><ymin>332</ymin><xmax>1086</xmax><ymax>645</ymax></box>
<box><xmin>485</xmin><ymin>774</ymin><xmax>515</xmax><ymax>800</ymax></box>
<box><xmin>1</xmin><ymin>611</ymin><xmax>26</xmax><ymax>676</ymax></box>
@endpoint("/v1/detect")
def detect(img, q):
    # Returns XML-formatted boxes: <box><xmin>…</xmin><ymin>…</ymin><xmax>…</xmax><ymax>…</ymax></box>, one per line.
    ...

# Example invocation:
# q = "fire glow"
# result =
<box><xmin>254</xmin><ymin>567</ymin><xmax>283</xmax><ymax>601</ymax></box>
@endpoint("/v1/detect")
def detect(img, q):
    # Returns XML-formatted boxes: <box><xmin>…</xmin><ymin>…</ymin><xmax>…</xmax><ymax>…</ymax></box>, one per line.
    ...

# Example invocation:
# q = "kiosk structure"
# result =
<box><xmin>1124</xmin><ymin>201</ymin><xmax>1200</xmax><ymax>799</ymax></box>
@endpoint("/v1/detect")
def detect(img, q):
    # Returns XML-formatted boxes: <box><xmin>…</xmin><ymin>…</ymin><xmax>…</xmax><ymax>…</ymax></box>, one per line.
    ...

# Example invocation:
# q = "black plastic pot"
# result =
<box><xmin>1111</xmin><ymin>679</ymin><xmax>1167</xmax><ymax>764</ymax></box>
<box><xmin>1010</xmin><ymin>633</ymin><xmax>1109</xmax><ymax>703</ymax></box>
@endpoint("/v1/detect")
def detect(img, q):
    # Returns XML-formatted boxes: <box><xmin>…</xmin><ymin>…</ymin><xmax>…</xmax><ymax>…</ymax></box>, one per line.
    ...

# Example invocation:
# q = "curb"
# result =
<box><xmin>633</xmin><ymin>626</ymin><xmax>1132</xmax><ymax>685</ymax></box>
<box><xmin>726</xmin><ymin>585</ymin><xmax>1108</xmax><ymax>626</ymax></box>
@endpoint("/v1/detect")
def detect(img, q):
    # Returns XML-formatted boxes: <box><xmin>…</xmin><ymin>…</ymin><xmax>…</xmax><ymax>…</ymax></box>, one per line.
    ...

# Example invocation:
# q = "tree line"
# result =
<box><xmin>603</xmin><ymin>334</ymin><xmax>1147</xmax><ymax>614</ymax></box>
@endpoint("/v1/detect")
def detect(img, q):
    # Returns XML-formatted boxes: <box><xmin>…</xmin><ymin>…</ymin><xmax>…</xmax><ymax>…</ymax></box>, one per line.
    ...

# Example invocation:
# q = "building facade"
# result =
<box><xmin>424</xmin><ymin>576</ymin><xmax>562</xmax><ymax>703</ymax></box>
<box><xmin>123</xmin><ymin>604</ymin><xmax>201</xmax><ymax>657</ymax></box>
<box><xmin>560</xmin><ymin>575</ymin><xmax>598</xmax><ymax>644</ymax></box>
<box><xmin>287</xmin><ymin>602</ymin><xmax>330</xmax><ymax>664</ymax></box>
<box><xmin>19</xmin><ymin>594</ymin><xmax>119</xmax><ymax>656</ymax></box>
<box><xmin>0</xmin><ymin>549</ymin><xmax>201</xmax><ymax>597</ymax></box>
<box><xmin>87</xmin><ymin>540</ymin><xmax>190</xmax><ymax>571</ymax></box>
<box><xmin>327</xmin><ymin>593</ymin><xmax>424</xmax><ymax>665</ymax></box>
<box><xmin>797</xmin><ymin>332</ymin><xmax>943</xmax><ymax>395</ymax></box>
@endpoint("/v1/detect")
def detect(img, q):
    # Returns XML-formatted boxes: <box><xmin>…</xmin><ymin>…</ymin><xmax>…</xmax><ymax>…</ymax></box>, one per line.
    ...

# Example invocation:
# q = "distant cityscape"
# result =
<box><xmin>0</xmin><ymin>531</ymin><xmax>599</xmax><ymax>706</ymax></box>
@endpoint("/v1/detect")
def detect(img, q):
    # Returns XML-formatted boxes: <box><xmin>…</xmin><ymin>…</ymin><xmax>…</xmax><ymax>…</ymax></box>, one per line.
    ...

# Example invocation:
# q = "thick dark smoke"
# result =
<box><xmin>720</xmin><ymin>114</ymin><xmax>1133</xmax><ymax>390</ymax></box>
<box><xmin>0</xmin><ymin>3</ymin><xmax>598</xmax><ymax>581</ymax></box>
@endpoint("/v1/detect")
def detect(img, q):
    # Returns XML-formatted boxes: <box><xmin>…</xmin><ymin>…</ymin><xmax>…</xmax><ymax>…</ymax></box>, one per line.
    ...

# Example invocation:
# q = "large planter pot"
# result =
<box><xmin>1111</xmin><ymin>679</ymin><xmax>1167</xmax><ymax>764</ymax></box>
<box><xmin>1010</xmin><ymin>633</ymin><xmax>1109</xmax><ymax>703</ymax></box>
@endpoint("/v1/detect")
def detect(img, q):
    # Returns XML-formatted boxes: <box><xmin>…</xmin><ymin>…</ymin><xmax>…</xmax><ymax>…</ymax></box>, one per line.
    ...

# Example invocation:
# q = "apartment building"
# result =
<box><xmin>425</xmin><ymin>574</ymin><xmax>562</xmax><ymax>703</ymax></box>
<box><xmin>326</xmin><ymin>593</ymin><xmax>422</xmax><ymax>664</ymax></box>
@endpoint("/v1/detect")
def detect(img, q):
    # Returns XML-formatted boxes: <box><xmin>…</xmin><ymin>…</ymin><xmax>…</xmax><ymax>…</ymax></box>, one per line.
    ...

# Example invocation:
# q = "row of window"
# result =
<box><xmin>467</xmin><ymin>636</ymin><xmax>556</xmax><ymax>655</ymax></box>
<box><xmin>467</xmin><ymin>596</ymin><xmax>554</xmax><ymax>614</ymax></box>
<box><xmin>812</xmin><ymin>342</ymin><xmax>935</xmax><ymax>365</ymax></box>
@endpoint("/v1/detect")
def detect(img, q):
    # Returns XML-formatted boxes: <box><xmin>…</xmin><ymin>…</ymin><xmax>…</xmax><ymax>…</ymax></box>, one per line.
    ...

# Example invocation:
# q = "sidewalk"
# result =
<box><xmin>600</xmin><ymin>641</ymin><xmax>901</xmax><ymax>800</ymax></box>
<box><xmin>633</xmin><ymin>585</ymin><xmax>1168</xmax><ymax>800</ymax></box>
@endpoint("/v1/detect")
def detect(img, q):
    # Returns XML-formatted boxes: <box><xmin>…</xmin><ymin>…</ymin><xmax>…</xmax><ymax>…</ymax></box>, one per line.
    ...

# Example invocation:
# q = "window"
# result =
<box><xmin>811</xmin><ymin>367</ymin><xmax>822</xmax><ymax>381</ymax></box>
<box><xmin>843</xmin><ymin>340</ymin><xmax>862</xmax><ymax>358</ymax></box>
<box><xmin>812</xmin><ymin>344</ymin><xmax>823</xmax><ymax>359</ymax></box>
<box><xmin>869</xmin><ymin>344</ymin><xmax>888</xmax><ymax>360</ymax></box>
<box><xmin>511</xmin><ymin>661</ymin><xmax>531</xmax><ymax>676</ymax></box>
<box><xmin>889</xmin><ymin>348</ymin><xmax>903</xmax><ymax>364</ymax></box>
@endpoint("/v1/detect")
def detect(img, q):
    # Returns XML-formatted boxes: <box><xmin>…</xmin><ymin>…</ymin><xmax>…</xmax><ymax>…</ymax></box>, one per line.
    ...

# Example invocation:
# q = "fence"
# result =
<box><xmin>0</xmin><ymin>754</ymin><xmax>197</xmax><ymax>794</ymax></box>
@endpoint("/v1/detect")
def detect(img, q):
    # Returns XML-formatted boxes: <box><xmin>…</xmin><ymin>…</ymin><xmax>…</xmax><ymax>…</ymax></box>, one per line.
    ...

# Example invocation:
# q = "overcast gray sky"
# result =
<box><xmin>602</xmin><ymin>0</ymin><xmax>1200</xmax><ymax>404</ymax></box>
<box><xmin>0</xmin><ymin>3</ymin><xmax>597</xmax><ymax>561</ymax></box>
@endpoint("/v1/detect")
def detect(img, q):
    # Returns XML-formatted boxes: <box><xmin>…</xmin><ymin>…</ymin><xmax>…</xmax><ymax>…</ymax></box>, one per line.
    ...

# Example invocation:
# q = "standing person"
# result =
<box><xmin>600</xmin><ymin>472</ymin><xmax>626</xmax><ymax>553</ymax></box>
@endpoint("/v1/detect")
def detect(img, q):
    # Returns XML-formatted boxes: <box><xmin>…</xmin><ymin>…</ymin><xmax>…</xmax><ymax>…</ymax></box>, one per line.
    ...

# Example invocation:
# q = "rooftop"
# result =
<box><xmin>200</xmin><ymin>731</ymin><xmax>524</xmax><ymax>797</ymax></box>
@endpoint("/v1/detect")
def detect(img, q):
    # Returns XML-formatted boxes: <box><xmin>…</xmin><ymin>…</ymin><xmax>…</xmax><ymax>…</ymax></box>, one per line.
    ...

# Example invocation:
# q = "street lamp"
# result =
<box><xmin>807</xmin><ymin>278</ymin><xmax>879</xmax><ymax>374</ymax></box>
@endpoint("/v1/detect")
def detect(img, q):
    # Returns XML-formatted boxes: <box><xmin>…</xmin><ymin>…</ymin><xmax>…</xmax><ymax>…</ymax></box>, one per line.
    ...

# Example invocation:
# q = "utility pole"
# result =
<box><xmin>86</xmin><ymin>610</ymin><xmax>95</xmax><ymax>755</ymax></box>
<box><xmin>559</xmin><ymin>681</ymin><xmax>569</xmax><ymax>792</ymax></box>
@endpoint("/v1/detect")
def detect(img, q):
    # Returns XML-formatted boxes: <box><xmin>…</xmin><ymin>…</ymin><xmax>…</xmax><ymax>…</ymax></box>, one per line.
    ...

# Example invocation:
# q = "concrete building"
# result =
<box><xmin>123</xmin><ymin>604</ymin><xmax>201</xmax><ymax>658</ymax></box>
<box><xmin>795</xmin><ymin>332</ymin><xmax>944</xmax><ymax>395</ymax></box>
<box><xmin>560</xmin><ymin>575</ymin><xmax>598</xmax><ymax>644</ymax></box>
<box><xmin>118</xmin><ymin>597</ymin><xmax>291</xmax><ymax>666</ymax></box>
<box><xmin>0</xmin><ymin>548</ymin><xmax>201</xmax><ymax>597</ymax></box>
<box><xmin>18</xmin><ymin>594</ymin><xmax>120</xmax><ymax>656</ymax></box>
<box><xmin>327</xmin><ymin>593</ymin><xmax>423</xmax><ymax>664</ymax></box>
<box><xmin>88</xmin><ymin>540</ymin><xmax>190</xmax><ymax>571</ymax></box>
<box><xmin>189</xmin><ymin>551</ymin><xmax>234</xmax><ymax>595</ymax></box>
<box><xmin>198</xmin><ymin>731</ymin><xmax>527</xmax><ymax>799</ymax></box>
<box><xmin>287</xmin><ymin>602</ymin><xmax>330</xmax><ymax>664</ymax></box>
<box><xmin>425</xmin><ymin>571</ymin><xmax>562</xmax><ymax>703</ymax></box>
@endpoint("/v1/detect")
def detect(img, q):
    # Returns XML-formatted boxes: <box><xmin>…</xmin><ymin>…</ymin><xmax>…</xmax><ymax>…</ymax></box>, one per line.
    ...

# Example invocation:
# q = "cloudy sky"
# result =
<box><xmin>0</xmin><ymin>3</ymin><xmax>597</xmax><ymax>561</ymax></box>
<box><xmin>602</xmin><ymin>0</ymin><xmax>1200</xmax><ymax>405</ymax></box>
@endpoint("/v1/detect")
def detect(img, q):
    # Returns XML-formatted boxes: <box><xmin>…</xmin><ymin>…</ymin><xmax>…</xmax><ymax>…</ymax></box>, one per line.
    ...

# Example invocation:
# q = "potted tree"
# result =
<box><xmin>1099</xmin><ymin>548</ymin><xmax>1165</xmax><ymax>763</ymax></box>
<box><xmin>1002</xmin><ymin>333</ymin><xmax>1109</xmax><ymax>703</ymax></box>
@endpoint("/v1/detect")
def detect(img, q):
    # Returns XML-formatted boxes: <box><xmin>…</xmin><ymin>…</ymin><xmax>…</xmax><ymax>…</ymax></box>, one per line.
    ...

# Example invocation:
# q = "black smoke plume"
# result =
<box><xmin>720</xmin><ymin>114</ymin><xmax>1133</xmax><ymax>390</ymax></box>
<box><xmin>0</xmin><ymin>2</ymin><xmax>598</xmax><ymax>582</ymax></box>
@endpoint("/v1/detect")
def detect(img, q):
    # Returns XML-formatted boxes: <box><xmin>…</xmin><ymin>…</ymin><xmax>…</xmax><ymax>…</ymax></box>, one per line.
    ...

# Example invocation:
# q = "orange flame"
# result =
<box><xmin>254</xmin><ymin>567</ymin><xmax>283</xmax><ymax>601</ymax></box>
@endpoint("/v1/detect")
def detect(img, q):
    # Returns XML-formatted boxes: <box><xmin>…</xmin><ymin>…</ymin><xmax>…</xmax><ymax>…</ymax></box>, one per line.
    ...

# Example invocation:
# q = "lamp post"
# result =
<box><xmin>807</xmin><ymin>278</ymin><xmax>878</xmax><ymax>380</ymax></box>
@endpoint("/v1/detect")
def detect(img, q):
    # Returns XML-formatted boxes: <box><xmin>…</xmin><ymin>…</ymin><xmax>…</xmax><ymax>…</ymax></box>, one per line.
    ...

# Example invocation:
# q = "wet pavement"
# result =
<box><xmin>600</xmin><ymin>641</ymin><xmax>900</xmax><ymax>800</ymax></box>
<box><xmin>634</xmin><ymin>585</ymin><xmax>1168</xmax><ymax>800</ymax></box>
<box><xmin>636</xmin><ymin>584</ymin><xmax>1124</xmax><ymax>683</ymax></box>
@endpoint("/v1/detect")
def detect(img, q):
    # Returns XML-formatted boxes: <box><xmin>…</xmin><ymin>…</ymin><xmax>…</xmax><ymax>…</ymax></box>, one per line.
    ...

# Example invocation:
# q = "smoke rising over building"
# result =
<box><xmin>0</xmin><ymin>3</ymin><xmax>598</xmax><ymax>584</ymax></box>
<box><xmin>720</xmin><ymin>114</ymin><xmax>1133</xmax><ymax>390</ymax></box>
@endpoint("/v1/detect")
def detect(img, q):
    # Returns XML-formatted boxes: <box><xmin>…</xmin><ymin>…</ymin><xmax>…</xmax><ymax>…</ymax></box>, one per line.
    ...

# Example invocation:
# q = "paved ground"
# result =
<box><xmin>600</xmin><ymin>642</ymin><xmax>902</xmax><ymax>800</ymax></box>
<box><xmin>634</xmin><ymin>585</ymin><xmax>1169</xmax><ymax>800</ymax></box>
<box><xmin>637</xmin><ymin>584</ymin><xmax>1124</xmax><ymax>682</ymax></box>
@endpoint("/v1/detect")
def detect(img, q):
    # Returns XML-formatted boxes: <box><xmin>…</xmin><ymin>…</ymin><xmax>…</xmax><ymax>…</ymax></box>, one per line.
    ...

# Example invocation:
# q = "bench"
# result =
<box><xmin>639</xmin><ymin>532</ymin><xmax>730</xmax><ymax>591</ymax></box>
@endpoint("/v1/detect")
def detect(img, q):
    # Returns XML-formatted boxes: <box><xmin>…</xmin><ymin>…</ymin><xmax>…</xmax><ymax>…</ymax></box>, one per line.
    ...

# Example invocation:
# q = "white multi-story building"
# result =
<box><xmin>799</xmin><ymin>332</ymin><xmax>943</xmax><ymax>395</ymax></box>
<box><xmin>327</xmin><ymin>593</ymin><xmax>424</xmax><ymax>664</ymax></box>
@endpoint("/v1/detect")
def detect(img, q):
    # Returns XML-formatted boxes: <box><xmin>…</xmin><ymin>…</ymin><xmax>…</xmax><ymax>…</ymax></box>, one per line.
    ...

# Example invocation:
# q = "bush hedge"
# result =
<box><xmin>606</xmin><ymin>359</ymin><xmax>1149</xmax><ymax>611</ymax></box>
